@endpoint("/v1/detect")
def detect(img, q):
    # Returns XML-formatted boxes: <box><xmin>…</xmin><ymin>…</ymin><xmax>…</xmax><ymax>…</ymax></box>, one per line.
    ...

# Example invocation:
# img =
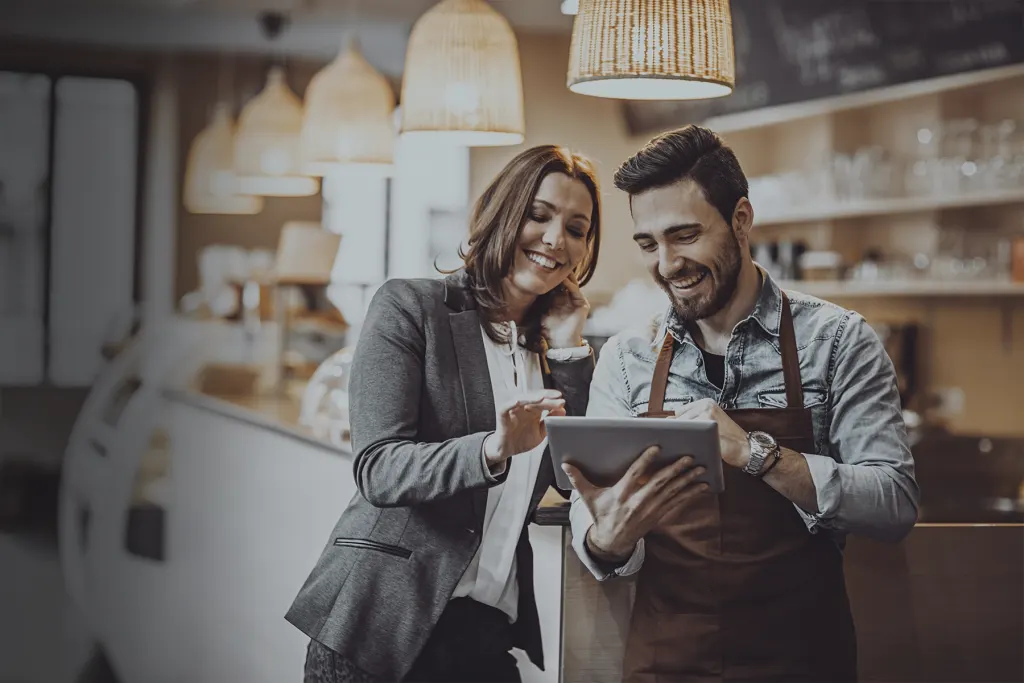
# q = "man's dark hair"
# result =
<box><xmin>614</xmin><ymin>125</ymin><xmax>749</xmax><ymax>227</ymax></box>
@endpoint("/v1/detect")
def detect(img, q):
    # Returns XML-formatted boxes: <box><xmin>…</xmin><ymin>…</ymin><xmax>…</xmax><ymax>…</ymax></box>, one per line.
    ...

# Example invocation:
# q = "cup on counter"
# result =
<box><xmin>1013</xmin><ymin>238</ymin><xmax>1024</xmax><ymax>283</ymax></box>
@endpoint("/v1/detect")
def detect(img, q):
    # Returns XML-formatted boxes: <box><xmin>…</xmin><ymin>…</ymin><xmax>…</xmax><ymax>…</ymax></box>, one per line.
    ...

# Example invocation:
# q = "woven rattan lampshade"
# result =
<box><xmin>568</xmin><ymin>0</ymin><xmax>735</xmax><ymax>100</ymax></box>
<box><xmin>183</xmin><ymin>104</ymin><xmax>264</xmax><ymax>214</ymax></box>
<box><xmin>233</xmin><ymin>66</ymin><xmax>320</xmax><ymax>197</ymax></box>
<box><xmin>301</xmin><ymin>36</ymin><xmax>396</xmax><ymax>177</ymax></box>
<box><xmin>400</xmin><ymin>0</ymin><xmax>525</xmax><ymax>147</ymax></box>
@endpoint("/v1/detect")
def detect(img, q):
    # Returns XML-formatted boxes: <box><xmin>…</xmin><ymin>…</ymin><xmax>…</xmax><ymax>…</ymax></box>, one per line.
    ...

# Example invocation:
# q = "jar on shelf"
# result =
<box><xmin>798</xmin><ymin>250</ymin><xmax>844</xmax><ymax>282</ymax></box>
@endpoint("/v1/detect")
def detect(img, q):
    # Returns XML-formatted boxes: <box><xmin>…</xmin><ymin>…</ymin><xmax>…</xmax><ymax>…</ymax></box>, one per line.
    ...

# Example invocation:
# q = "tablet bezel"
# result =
<box><xmin>544</xmin><ymin>415</ymin><xmax>724</xmax><ymax>493</ymax></box>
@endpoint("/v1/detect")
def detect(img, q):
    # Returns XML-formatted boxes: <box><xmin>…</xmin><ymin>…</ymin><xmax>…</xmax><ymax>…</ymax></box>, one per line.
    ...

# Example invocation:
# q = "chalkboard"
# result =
<box><xmin>622</xmin><ymin>0</ymin><xmax>1024</xmax><ymax>136</ymax></box>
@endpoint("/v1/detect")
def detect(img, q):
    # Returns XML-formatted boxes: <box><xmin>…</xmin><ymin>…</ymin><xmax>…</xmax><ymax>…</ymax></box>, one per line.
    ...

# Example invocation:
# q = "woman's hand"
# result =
<box><xmin>484</xmin><ymin>389</ymin><xmax>566</xmax><ymax>468</ymax></box>
<box><xmin>542</xmin><ymin>272</ymin><xmax>590</xmax><ymax>349</ymax></box>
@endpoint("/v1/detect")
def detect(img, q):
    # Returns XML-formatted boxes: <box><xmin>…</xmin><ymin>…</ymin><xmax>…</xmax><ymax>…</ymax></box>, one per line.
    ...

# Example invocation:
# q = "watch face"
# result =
<box><xmin>750</xmin><ymin>431</ymin><xmax>775</xmax><ymax>451</ymax></box>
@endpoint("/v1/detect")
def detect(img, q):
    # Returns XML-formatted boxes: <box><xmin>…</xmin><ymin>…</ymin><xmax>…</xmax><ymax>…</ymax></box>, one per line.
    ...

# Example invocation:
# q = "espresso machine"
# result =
<box><xmin>870</xmin><ymin>321</ymin><xmax>923</xmax><ymax>442</ymax></box>
<box><xmin>872</xmin><ymin>322</ymin><xmax>920</xmax><ymax>408</ymax></box>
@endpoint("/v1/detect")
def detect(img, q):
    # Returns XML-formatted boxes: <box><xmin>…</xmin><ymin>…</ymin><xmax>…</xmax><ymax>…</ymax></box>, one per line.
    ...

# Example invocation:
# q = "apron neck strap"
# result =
<box><xmin>647</xmin><ymin>331</ymin><xmax>675</xmax><ymax>415</ymax></box>
<box><xmin>778</xmin><ymin>292</ymin><xmax>803</xmax><ymax>408</ymax></box>
<box><xmin>648</xmin><ymin>293</ymin><xmax>803</xmax><ymax>411</ymax></box>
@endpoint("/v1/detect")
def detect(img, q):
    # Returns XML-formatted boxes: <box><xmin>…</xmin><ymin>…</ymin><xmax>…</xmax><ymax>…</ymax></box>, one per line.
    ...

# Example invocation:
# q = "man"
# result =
<box><xmin>562</xmin><ymin>125</ymin><xmax>919</xmax><ymax>682</ymax></box>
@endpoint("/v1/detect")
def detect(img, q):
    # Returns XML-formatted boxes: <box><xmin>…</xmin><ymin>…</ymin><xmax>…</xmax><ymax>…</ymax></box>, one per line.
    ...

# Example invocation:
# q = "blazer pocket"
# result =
<box><xmin>333</xmin><ymin>538</ymin><xmax>412</xmax><ymax>559</ymax></box>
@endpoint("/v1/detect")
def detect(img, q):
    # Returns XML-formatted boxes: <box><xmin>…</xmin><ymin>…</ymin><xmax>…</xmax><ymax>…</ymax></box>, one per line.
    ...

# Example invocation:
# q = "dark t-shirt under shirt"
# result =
<box><xmin>700</xmin><ymin>347</ymin><xmax>726</xmax><ymax>390</ymax></box>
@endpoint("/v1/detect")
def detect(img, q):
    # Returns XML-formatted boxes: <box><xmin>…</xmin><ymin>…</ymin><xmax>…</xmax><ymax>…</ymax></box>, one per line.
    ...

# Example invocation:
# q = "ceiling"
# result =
<box><xmin>0</xmin><ymin>0</ymin><xmax>575</xmax><ymax>75</ymax></box>
<box><xmin>2</xmin><ymin>0</ymin><xmax>575</xmax><ymax>31</ymax></box>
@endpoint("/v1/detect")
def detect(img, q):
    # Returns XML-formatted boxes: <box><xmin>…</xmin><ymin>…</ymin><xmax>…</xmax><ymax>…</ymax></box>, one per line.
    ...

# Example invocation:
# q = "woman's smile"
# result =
<box><xmin>524</xmin><ymin>249</ymin><xmax>564</xmax><ymax>272</ymax></box>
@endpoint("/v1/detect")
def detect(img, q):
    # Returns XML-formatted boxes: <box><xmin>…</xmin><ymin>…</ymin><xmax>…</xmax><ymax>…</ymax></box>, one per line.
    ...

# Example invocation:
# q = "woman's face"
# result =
<box><xmin>506</xmin><ymin>172</ymin><xmax>594</xmax><ymax>300</ymax></box>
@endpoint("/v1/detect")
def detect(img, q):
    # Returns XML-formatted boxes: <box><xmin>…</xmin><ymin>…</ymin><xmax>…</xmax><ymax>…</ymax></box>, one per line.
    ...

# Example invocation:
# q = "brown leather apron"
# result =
<box><xmin>625</xmin><ymin>293</ymin><xmax>857</xmax><ymax>682</ymax></box>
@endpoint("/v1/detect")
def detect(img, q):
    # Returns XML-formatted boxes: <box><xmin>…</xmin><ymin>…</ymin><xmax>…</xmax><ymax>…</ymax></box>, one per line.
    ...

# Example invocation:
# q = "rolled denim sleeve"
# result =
<box><xmin>799</xmin><ymin>312</ymin><xmax>920</xmax><ymax>542</ymax></box>
<box><xmin>566</xmin><ymin>336</ymin><xmax>645</xmax><ymax>579</ymax></box>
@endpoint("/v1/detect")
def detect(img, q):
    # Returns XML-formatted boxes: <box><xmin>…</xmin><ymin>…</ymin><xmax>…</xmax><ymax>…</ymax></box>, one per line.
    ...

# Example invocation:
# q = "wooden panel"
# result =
<box><xmin>559</xmin><ymin>526</ymin><xmax>1024</xmax><ymax>683</ymax></box>
<box><xmin>560</xmin><ymin>529</ymin><xmax>634</xmax><ymax>683</ymax></box>
<box><xmin>846</xmin><ymin>526</ymin><xmax>1024</xmax><ymax>683</ymax></box>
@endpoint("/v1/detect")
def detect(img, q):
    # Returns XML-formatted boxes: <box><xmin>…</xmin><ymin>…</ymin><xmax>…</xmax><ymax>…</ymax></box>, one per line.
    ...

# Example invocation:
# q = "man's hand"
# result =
<box><xmin>675</xmin><ymin>399</ymin><xmax>821</xmax><ymax>512</ymax></box>
<box><xmin>562</xmin><ymin>446</ymin><xmax>708</xmax><ymax>562</ymax></box>
<box><xmin>673</xmin><ymin>398</ymin><xmax>751</xmax><ymax>469</ymax></box>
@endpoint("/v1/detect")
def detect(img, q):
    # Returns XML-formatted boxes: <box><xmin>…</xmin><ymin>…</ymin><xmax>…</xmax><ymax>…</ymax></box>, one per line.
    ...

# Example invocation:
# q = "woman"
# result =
<box><xmin>286</xmin><ymin>145</ymin><xmax>603</xmax><ymax>683</ymax></box>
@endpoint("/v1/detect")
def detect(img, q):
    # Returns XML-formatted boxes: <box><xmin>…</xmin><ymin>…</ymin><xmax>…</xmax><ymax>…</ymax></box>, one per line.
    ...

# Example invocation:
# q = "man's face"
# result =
<box><xmin>630</xmin><ymin>179</ymin><xmax>749</xmax><ymax>324</ymax></box>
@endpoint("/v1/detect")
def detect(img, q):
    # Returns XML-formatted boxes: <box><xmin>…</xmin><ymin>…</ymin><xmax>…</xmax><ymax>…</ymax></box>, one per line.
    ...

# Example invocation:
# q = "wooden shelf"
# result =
<box><xmin>779</xmin><ymin>280</ymin><xmax>1024</xmax><ymax>299</ymax></box>
<box><xmin>754</xmin><ymin>187</ymin><xmax>1024</xmax><ymax>227</ymax></box>
<box><xmin>705</xmin><ymin>63</ymin><xmax>1024</xmax><ymax>135</ymax></box>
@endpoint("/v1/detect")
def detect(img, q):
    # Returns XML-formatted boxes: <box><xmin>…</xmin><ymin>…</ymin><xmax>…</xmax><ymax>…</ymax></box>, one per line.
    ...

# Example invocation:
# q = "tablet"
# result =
<box><xmin>544</xmin><ymin>416</ymin><xmax>724</xmax><ymax>493</ymax></box>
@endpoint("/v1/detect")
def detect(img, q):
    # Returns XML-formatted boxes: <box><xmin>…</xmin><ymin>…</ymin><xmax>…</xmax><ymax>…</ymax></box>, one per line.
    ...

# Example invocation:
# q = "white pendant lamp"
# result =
<box><xmin>400</xmin><ymin>0</ymin><xmax>525</xmax><ymax>147</ymax></box>
<box><xmin>567</xmin><ymin>0</ymin><xmax>735</xmax><ymax>100</ymax></box>
<box><xmin>183</xmin><ymin>103</ymin><xmax>264</xmax><ymax>215</ymax></box>
<box><xmin>232</xmin><ymin>65</ymin><xmax>320</xmax><ymax>197</ymax></box>
<box><xmin>301</xmin><ymin>35</ymin><xmax>396</xmax><ymax>177</ymax></box>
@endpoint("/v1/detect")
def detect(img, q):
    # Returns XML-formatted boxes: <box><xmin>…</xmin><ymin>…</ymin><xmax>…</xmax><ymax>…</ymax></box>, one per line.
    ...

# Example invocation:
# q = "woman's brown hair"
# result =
<box><xmin>452</xmin><ymin>145</ymin><xmax>602</xmax><ymax>352</ymax></box>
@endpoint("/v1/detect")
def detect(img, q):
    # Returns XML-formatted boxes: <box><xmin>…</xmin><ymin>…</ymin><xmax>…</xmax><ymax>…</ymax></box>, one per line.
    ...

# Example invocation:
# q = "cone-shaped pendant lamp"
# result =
<box><xmin>400</xmin><ymin>0</ymin><xmax>524</xmax><ymax>147</ymax></box>
<box><xmin>301</xmin><ymin>36</ymin><xmax>396</xmax><ymax>176</ymax></box>
<box><xmin>233</xmin><ymin>66</ymin><xmax>320</xmax><ymax>196</ymax></box>
<box><xmin>183</xmin><ymin>103</ymin><xmax>264</xmax><ymax>214</ymax></box>
<box><xmin>567</xmin><ymin>0</ymin><xmax>735</xmax><ymax>100</ymax></box>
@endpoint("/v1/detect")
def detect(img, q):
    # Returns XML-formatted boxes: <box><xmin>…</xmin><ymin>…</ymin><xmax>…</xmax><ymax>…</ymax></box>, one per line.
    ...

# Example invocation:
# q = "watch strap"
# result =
<box><xmin>758</xmin><ymin>448</ymin><xmax>782</xmax><ymax>478</ymax></box>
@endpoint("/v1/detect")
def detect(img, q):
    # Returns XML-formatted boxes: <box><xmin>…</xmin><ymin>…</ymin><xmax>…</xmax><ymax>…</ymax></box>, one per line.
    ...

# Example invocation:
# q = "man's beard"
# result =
<box><xmin>657</xmin><ymin>232</ymin><xmax>743</xmax><ymax>325</ymax></box>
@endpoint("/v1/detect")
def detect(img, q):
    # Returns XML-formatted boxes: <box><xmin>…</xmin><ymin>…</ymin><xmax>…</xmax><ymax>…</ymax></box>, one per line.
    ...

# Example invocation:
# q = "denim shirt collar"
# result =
<box><xmin>653</xmin><ymin>262</ymin><xmax>784</xmax><ymax>350</ymax></box>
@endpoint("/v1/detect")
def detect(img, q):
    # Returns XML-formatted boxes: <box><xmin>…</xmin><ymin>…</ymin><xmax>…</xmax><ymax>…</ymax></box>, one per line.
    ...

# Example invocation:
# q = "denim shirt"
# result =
<box><xmin>570</xmin><ymin>269</ymin><xmax>920</xmax><ymax>580</ymax></box>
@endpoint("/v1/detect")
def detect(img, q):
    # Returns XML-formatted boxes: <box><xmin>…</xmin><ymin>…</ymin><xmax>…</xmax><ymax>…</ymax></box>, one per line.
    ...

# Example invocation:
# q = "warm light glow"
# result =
<box><xmin>567</xmin><ymin>0</ymin><xmax>736</xmax><ymax>101</ymax></box>
<box><xmin>183</xmin><ymin>103</ymin><xmax>263</xmax><ymax>215</ymax></box>
<box><xmin>570</xmin><ymin>78</ymin><xmax>733</xmax><ymax>100</ymax></box>
<box><xmin>399</xmin><ymin>0</ymin><xmax>525</xmax><ymax>148</ymax></box>
<box><xmin>301</xmin><ymin>36</ymin><xmax>397</xmax><ymax>177</ymax></box>
<box><xmin>234</xmin><ymin>66</ymin><xmax>320</xmax><ymax>197</ymax></box>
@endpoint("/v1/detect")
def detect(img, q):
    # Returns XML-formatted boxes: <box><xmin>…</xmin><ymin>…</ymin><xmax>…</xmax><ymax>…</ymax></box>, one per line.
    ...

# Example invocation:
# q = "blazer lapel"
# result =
<box><xmin>449</xmin><ymin>309</ymin><xmax>496</xmax><ymax>519</ymax></box>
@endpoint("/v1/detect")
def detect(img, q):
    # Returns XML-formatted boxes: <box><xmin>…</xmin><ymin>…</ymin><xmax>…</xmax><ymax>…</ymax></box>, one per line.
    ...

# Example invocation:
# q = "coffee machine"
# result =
<box><xmin>872</xmin><ymin>322</ymin><xmax>920</xmax><ymax>409</ymax></box>
<box><xmin>870</xmin><ymin>321</ymin><xmax>924</xmax><ymax>442</ymax></box>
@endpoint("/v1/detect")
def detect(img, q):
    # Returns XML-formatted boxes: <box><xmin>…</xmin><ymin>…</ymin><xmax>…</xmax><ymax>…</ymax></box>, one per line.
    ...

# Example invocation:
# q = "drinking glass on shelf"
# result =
<box><xmin>904</xmin><ymin>158</ymin><xmax>931</xmax><ymax>198</ymax></box>
<box><xmin>993</xmin><ymin>238</ymin><xmax>1013</xmax><ymax>282</ymax></box>
<box><xmin>907</xmin><ymin>122</ymin><xmax>942</xmax><ymax>197</ymax></box>
<box><xmin>1006</xmin><ymin>120</ymin><xmax>1024</xmax><ymax>189</ymax></box>
<box><xmin>832</xmin><ymin>154</ymin><xmax>854</xmax><ymax>202</ymax></box>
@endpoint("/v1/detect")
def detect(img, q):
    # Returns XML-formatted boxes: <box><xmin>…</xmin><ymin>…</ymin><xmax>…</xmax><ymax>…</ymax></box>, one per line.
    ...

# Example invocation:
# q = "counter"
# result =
<box><xmin>59</xmin><ymin>321</ymin><xmax>365</xmax><ymax>683</ymax></box>
<box><xmin>59</xmin><ymin>319</ymin><xmax>566</xmax><ymax>683</ymax></box>
<box><xmin>532</xmin><ymin>433</ymin><xmax>1024</xmax><ymax>683</ymax></box>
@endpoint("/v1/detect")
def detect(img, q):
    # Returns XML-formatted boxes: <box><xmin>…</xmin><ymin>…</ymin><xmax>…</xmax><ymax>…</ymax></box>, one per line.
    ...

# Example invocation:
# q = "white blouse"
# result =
<box><xmin>450</xmin><ymin>322</ymin><xmax>585</xmax><ymax>622</ymax></box>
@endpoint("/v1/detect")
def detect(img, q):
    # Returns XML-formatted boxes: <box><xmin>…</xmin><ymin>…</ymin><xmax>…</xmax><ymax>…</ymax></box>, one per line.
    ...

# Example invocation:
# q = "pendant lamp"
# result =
<box><xmin>400</xmin><ymin>0</ymin><xmax>525</xmax><ymax>147</ymax></box>
<box><xmin>232</xmin><ymin>66</ymin><xmax>320</xmax><ymax>197</ymax></box>
<box><xmin>183</xmin><ymin>103</ymin><xmax>264</xmax><ymax>215</ymax></box>
<box><xmin>567</xmin><ymin>0</ymin><xmax>735</xmax><ymax>100</ymax></box>
<box><xmin>301</xmin><ymin>36</ymin><xmax>396</xmax><ymax>176</ymax></box>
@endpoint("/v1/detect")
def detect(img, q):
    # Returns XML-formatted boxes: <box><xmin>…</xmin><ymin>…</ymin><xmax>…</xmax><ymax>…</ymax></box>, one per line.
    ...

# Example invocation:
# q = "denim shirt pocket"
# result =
<box><xmin>630</xmin><ymin>395</ymin><xmax>694</xmax><ymax>417</ymax></box>
<box><xmin>756</xmin><ymin>386</ymin><xmax>829</xmax><ymax>453</ymax></box>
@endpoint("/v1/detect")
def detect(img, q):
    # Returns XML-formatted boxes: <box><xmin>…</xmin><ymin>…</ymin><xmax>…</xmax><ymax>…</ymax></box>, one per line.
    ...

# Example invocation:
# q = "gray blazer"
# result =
<box><xmin>285</xmin><ymin>270</ymin><xmax>595</xmax><ymax>681</ymax></box>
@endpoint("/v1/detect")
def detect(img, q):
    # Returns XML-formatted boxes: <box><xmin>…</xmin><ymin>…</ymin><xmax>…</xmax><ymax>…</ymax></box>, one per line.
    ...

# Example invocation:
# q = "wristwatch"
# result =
<box><xmin>743</xmin><ymin>431</ymin><xmax>779</xmax><ymax>477</ymax></box>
